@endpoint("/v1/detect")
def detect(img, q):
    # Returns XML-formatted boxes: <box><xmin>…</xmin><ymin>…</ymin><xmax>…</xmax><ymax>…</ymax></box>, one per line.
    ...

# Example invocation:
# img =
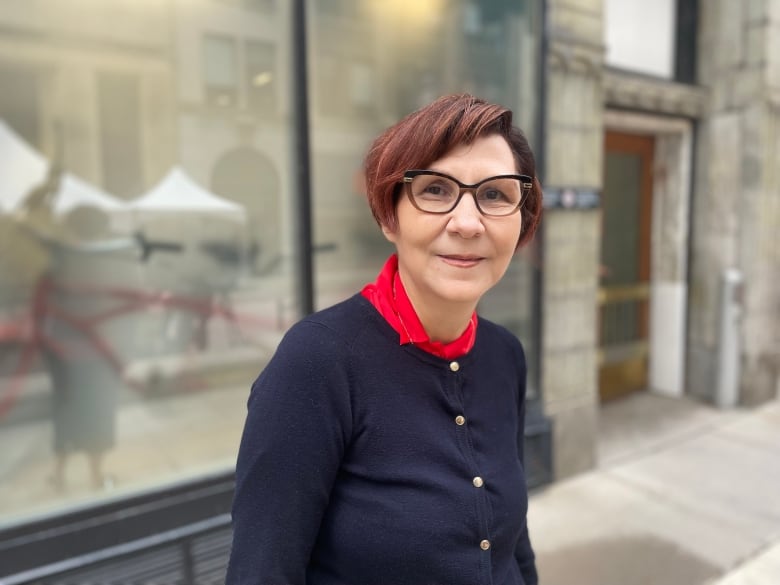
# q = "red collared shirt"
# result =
<box><xmin>361</xmin><ymin>254</ymin><xmax>477</xmax><ymax>360</ymax></box>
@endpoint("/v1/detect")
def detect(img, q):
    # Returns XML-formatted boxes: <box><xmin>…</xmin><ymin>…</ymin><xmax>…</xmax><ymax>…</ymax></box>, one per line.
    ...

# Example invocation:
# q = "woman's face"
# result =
<box><xmin>382</xmin><ymin>134</ymin><xmax>523</xmax><ymax>311</ymax></box>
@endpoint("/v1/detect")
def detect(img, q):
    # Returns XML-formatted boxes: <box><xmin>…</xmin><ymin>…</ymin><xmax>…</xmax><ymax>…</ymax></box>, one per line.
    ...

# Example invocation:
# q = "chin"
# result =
<box><xmin>432</xmin><ymin>281</ymin><xmax>491</xmax><ymax>306</ymax></box>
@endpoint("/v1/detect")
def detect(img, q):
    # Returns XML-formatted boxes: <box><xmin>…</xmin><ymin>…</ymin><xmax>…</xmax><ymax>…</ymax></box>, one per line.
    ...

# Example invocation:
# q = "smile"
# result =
<box><xmin>438</xmin><ymin>254</ymin><xmax>485</xmax><ymax>268</ymax></box>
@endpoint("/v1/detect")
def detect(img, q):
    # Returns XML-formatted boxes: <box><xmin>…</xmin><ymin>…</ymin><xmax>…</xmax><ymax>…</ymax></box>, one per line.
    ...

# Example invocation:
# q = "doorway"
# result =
<box><xmin>598</xmin><ymin>131</ymin><xmax>654</xmax><ymax>401</ymax></box>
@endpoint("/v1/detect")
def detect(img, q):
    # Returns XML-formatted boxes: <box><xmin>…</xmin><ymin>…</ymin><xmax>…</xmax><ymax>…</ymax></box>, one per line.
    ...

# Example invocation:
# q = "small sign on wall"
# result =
<box><xmin>543</xmin><ymin>188</ymin><xmax>601</xmax><ymax>209</ymax></box>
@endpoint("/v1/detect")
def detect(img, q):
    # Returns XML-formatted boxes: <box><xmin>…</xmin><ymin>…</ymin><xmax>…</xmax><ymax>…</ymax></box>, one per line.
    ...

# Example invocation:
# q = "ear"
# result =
<box><xmin>380</xmin><ymin>222</ymin><xmax>398</xmax><ymax>245</ymax></box>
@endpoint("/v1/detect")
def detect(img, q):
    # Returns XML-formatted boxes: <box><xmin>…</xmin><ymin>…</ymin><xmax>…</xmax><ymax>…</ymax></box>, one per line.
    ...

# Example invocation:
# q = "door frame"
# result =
<box><xmin>603</xmin><ymin>110</ymin><xmax>694</xmax><ymax>398</ymax></box>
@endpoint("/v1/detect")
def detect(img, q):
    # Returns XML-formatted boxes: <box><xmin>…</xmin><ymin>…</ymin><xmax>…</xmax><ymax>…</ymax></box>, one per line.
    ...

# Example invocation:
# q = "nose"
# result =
<box><xmin>446</xmin><ymin>191</ymin><xmax>485</xmax><ymax>238</ymax></box>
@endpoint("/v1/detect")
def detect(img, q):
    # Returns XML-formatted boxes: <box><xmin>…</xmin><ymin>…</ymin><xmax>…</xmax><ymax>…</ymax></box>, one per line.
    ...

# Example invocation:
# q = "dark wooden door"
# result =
<box><xmin>598</xmin><ymin>132</ymin><xmax>654</xmax><ymax>401</ymax></box>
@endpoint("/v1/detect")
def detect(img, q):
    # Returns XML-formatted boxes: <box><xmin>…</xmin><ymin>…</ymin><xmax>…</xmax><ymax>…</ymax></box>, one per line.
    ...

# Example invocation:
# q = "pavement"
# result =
<box><xmin>529</xmin><ymin>391</ymin><xmax>780</xmax><ymax>585</ymax></box>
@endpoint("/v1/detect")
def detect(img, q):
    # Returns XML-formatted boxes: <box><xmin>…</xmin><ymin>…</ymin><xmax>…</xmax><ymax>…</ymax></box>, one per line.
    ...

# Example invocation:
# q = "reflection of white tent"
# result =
<box><xmin>130</xmin><ymin>167</ymin><xmax>245</xmax><ymax>221</ymax></box>
<box><xmin>54</xmin><ymin>174</ymin><xmax>129</xmax><ymax>215</ymax></box>
<box><xmin>0</xmin><ymin>119</ymin><xmax>128</xmax><ymax>215</ymax></box>
<box><xmin>0</xmin><ymin>119</ymin><xmax>47</xmax><ymax>212</ymax></box>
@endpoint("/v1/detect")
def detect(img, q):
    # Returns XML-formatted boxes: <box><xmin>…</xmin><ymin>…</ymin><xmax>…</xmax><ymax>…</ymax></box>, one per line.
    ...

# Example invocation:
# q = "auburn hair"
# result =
<box><xmin>363</xmin><ymin>94</ymin><xmax>542</xmax><ymax>247</ymax></box>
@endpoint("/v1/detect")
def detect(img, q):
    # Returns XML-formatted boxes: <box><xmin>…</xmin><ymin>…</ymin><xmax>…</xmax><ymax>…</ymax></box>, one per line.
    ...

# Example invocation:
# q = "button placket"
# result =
<box><xmin>445</xmin><ymin>358</ymin><xmax>492</xmax><ymax>563</ymax></box>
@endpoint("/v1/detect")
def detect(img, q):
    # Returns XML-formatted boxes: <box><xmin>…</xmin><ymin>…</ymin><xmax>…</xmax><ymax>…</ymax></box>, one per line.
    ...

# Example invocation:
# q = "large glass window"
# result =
<box><xmin>0</xmin><ymin>0</ymin><xmax>541</xmax><ymax>535</ymax></box>
<box><xmin>0</xmin><ymin>0</ymin><xmax>294</xmax><ymax>528</ymax></box>
<box><xmin>308</xmin><ymin>0</ymin><xmax>542</xmax><ymax>389</ymax></box>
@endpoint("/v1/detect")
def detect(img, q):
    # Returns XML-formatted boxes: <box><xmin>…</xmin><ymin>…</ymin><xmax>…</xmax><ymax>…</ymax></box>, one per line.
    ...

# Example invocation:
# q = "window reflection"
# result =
<box><xmin>0</xmin><ymin>0</ymin><xmax>539</xmax><ymax>527</ymax></box>
<box><xmin>203</xmin><ymin>35</ymin><xmax>239</xmax><ymax>108</ymax></box>
<box><xmin>0</xmin><ymin>0</ymin><xmax>294</xmax><ymax>525</ymax></box>
<box><xmin>308</xmin><ymin>0</ymin><xmax>541</xmax><ymax>395</ymax></box>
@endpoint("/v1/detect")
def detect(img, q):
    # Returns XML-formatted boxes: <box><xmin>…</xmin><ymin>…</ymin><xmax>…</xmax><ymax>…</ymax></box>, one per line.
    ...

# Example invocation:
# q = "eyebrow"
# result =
<box><xmin>425</xmin><ymin>168</ymin><xmax>525</xmax><ymax>181</ymax></box>
<box><xmin>426</xmin><ymin>168</ymin><xmax>521</xmax><ymax>180</ymax></box>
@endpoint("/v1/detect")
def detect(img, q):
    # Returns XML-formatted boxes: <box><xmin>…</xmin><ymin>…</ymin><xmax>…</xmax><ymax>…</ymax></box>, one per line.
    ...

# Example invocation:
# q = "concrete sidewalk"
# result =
<box><xmin>528</xmin><ymin>393</ymin><xmax>780</xmax><ymax>585</ymax></box>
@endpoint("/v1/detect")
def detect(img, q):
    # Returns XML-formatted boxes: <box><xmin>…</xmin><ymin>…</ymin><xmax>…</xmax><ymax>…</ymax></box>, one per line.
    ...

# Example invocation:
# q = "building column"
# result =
<box><xmin>688</xmin><ymin>0</ymin><xmax>780</xmax><ymax>405</ymax></box>
<box><xmin>541</xmin><ymin>0</ymin><xmax>605</xmax><ymax>479</ymax></box>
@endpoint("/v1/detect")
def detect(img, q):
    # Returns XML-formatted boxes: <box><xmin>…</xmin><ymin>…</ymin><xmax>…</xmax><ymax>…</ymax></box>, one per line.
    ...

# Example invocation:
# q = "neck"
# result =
<box><xmin>417</xmin><ymin>304</ymin><xmax>475</xmax><ymax>344</ymax></box>
<box><xmin>399</xmin><ymin>278</ymin><xmax>476</xmax><ymax>344</ymax></box>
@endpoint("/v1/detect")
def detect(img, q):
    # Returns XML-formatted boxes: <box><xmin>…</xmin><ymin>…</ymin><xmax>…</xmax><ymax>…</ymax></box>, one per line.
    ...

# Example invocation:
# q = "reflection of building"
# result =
<box><xmin>0</xmin><ymin>2</ymin><xmax>176</xmax><ymax>196</ymax></box>
<box><xmin>1</xmin><ymin>0</ymin><xmax>779</xmax><ymax>582</ymax></box>
<box><xmin>172</xmin><ymin>0</ymin><xmax>287</xmax><ymax>277</ymax></box>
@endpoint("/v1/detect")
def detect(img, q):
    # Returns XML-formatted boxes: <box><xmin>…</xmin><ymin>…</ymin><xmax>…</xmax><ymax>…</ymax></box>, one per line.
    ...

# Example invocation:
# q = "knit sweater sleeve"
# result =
<box><xmin>512</xmin><ymin>338</ymin><xmax>539</xmax><ymax>585</ymax></box>
<box><xmin>226</xmin><ymin>320</ymin><xmax>353</xmax><ymax>585</ymax></box>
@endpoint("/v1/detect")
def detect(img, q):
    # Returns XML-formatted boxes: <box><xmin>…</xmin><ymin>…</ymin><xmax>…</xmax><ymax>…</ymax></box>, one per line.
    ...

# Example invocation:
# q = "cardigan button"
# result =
<box><xmin>472</xmin><ymin>476</ymin><xmax>484</xmax><ymax>488</ymax></box>
<box><xmin>480</xmin><ymin>539</ymin><xmax>491</xmax><ymax>551</ymax></box>
<box><xmin>455</xmin><ymin>415</ymin><xmax>466</xmax><ymax>426</ymax></box>
<box><xmin>449</xmin><ymin>361</ymin><xmax>460</xmax><ymax>372</ymax></box>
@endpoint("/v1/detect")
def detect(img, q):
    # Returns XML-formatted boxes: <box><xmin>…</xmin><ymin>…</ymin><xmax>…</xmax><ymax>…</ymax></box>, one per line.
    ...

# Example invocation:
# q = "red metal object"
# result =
<box><xmin>0</xmin><ymin>276</ymin><xmax>282</xmax><ymax>421</ymax></box>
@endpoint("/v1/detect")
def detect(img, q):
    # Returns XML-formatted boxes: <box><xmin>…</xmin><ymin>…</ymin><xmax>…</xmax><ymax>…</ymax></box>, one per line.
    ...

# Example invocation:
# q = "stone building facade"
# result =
<box><xmin>542</xmin><ymin>0</ymin><xmax>779</xmax><ymax>480</ymax></box>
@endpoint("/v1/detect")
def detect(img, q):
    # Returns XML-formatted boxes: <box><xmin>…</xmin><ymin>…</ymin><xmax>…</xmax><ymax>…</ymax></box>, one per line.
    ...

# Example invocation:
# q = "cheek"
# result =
<box><xmin>495</xmin><ymin>222</ymin><xmax>523</xmax><ymax>254</ymax></box>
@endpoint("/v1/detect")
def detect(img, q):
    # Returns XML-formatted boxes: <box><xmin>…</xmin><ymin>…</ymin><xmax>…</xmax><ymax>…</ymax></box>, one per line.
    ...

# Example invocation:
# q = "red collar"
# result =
<box><xmin>361</xmin><ymin>255</ymin><xmax>477</xmax><ymax>360</ymax></box>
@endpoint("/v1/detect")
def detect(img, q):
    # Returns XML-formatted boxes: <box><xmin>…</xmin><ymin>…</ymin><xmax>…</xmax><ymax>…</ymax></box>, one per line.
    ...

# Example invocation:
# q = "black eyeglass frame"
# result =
<box><xmin>402</xmin><ymin>169</ymin><xmax>533</xmax><ymax>217</ymax></box>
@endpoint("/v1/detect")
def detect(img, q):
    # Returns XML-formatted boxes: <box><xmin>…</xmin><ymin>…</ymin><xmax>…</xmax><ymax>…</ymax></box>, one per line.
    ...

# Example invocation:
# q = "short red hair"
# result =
<box><xmin>363</xmin><ymin>94</ymin><xmax>542</xmax><ymax>247</ymax></box>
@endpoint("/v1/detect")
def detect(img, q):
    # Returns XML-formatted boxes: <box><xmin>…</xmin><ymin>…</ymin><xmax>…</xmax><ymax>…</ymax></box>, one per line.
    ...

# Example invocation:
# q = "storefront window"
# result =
<box><xmin>308</xmin><ymin>0</ymin><xmax>541</xmax><ymax>389</ymax></box>
<box><xmin>0</xmin><ymin>0</ymin><xmax>541</xmax><ymax>535</ymax></box>
<box><xmin>0</xmin><ymin>0</ymin><xmax>295</xmax><ymax>527</ymax></box>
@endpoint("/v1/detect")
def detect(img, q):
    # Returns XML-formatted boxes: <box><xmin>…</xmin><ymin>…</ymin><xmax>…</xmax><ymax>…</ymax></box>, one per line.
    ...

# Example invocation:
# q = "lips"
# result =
<box><xmin>439</xmin><ymin>254</ymin><xmax>485</xmax><ymax>267</ymax></box>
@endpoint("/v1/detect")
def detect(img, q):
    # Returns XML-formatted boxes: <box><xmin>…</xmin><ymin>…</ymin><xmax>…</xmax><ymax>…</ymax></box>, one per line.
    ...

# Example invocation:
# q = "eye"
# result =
<box><xmin>421</xmin><ymin>181</ymin><xmax>454</xmax><ymax>198</ymax></box>
<box><xmin>482</xmin><ymin>188</ymin><xmax>507</xmax><ymax>202</ymax></box>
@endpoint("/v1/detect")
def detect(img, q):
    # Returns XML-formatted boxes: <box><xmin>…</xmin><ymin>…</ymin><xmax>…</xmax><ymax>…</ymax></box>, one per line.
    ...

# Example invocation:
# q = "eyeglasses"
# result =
<box><xmin>402</xmin><ymin>170</ymin><xmax>532</xmax><ymax>217</ymax></box>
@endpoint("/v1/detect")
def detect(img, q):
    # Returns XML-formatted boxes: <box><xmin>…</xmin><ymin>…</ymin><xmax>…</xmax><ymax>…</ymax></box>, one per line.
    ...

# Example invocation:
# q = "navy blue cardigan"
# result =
<box><xmin>227</xmin><ymin>294</ymin><xmax>537</xmax><ymax>585</ymax></box>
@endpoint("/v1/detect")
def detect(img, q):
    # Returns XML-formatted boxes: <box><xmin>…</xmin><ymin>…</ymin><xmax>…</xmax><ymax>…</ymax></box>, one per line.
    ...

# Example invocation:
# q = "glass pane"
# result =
<box><xmin>308</xmin><ymin>0</ymin><xmax>541</xmax><ymax>392</ymax></box>
<box><xmin>600</xmin><ymin>151</ymin><xmax>643</xmax><ymax>347</ymax></box>
<box><xmin>0</xmin><ymin>1</ymin><xmax>294</xmax><ymax>526</ymax></box>
<box><xmin>602</xmin><ymin>152</ymin><xmax>641</xmax><ymax>286</ymax></box>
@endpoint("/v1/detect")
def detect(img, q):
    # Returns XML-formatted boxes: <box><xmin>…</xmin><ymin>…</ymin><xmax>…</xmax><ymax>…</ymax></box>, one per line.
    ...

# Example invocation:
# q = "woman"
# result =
<box><xmin>227</xmin><ymin>94</ymin><xmax>543</xmax><ymax>585</ymax></box>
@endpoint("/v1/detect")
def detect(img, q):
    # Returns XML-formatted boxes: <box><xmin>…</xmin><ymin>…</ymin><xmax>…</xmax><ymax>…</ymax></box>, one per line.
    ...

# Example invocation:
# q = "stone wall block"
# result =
<box><xmin>548</xmin><ymin>71</ymin><xmax>582</xmax><ymax>126</ymax></box>
<box><xmin>543</xmin><ymin>211</ymin><xmax>600</xmax><ymax>294</ymax></box>
<box><xmin>746</xmin><ymin>0</ymin><xmax>768</xmax><ymax>23</ymax></box>
<box><xmin>717</xmin><ymin>1</ymin><xmax>745</xmax><ymax>72</ymax></box>
<box><xmin>706</xmin><ymin>114</ymin><xmax>742</xmax><ymax>233</ymax></box>
<box><xmin>543</xmin><ymin>293</ymin><xmax>598</xmax><ymax>351</ymax></box>
<box><xmin>546</xmin><ymin>127</ymin><xmax>586</xmax><ymax>187</ymax></box>
<box><xmin>548</xmin><ymin>4</ymin><xmax>603</xmax><ymax>44</ymax></box>
<box><xmin>769</xmin><ymin>0</ymin><xmax>780</xmax><ymax>23</ymax></box>
<box><xmin>686</xmin><ymin>346</ymin><xmax>718</xmax><ymax>402</ymax></box>
<box><xmin>542</xmin><ymin>348</ymin><xmax>598</xmax><ymax>410</ymax></box>
<box><xmin>769</xmin><ymin>24</ymin><xmax>780</xmax><ymax>88</ymax></box>
<box><xmin>581</xmin><ymin>126</ymin><xmax>603</xmax><ymax>186</ymax></box>
<box><xmin>549</xmin><ymin>403</ymin><xmax>598</xmax><ymax>479</ymax></box>
<box><xmin>746</xmin><ymin>23</ymin><xmax>767</xmax><ymax>67</ymax></box>
<box><xmin>736</xmin><ymin>68</ymin><xmax>766</xmax><ymax>108</ymax></box>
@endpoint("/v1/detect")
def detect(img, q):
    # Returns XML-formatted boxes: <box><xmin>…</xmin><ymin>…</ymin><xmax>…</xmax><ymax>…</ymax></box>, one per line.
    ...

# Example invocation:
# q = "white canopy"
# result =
<box><xmin>0</xmin><ymin>119</ymin><xmax>47</xmax><ymax>212</ymax></box>
<box><xmin>129</xmin><ymin>167</ymin><xmax>245</xmax><ymax>221</ymax></box>
<box><xmin>0</xmin><ymin>119</ymin><xmax>128</xmax><ymax>215</ymax></box>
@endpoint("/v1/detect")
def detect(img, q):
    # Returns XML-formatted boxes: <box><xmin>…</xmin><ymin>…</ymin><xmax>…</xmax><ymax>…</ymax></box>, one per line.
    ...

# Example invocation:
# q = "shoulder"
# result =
<box><xmin>278</xmin><ymin>294</ymin><xmax>378</xmax><ymax>354</ymax></box>
<box><xmin>262</xmin><ymin>293</ymin><xmax>384</xmax><ymax>379</ymax></box>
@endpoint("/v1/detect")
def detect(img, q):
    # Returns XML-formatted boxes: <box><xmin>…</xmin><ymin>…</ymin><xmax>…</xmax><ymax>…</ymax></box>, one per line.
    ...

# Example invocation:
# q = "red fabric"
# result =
<box><xmin>361</xmin><ymin>255</ymin><xmax>477</xmax><ymax>359</ymax></box>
